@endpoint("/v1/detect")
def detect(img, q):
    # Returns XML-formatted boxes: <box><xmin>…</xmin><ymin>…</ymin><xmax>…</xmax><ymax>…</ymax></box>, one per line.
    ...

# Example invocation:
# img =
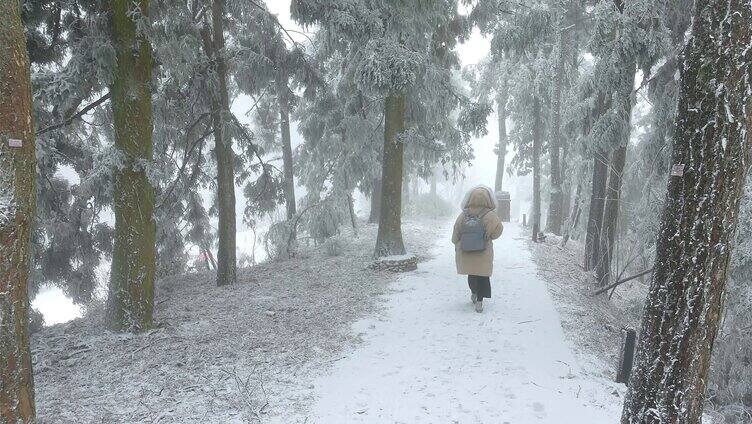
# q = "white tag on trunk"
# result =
<box><xmin>8</xmin><ymin>138</ymin><xmax>22</xmax><ymax>148</ymax></box>
<box><xmin>671</xmin><ymin>164</ymin><xmax>685</xmax><ymax>177</ymax></box>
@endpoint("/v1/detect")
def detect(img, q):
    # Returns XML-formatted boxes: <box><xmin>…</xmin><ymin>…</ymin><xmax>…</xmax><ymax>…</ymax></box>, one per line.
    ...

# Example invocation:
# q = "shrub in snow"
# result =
<box><xmin>301</xmin><ymin>200</ymin><xmax>347</xmax><ymax>246</ymax></box>
<box><xmin>324</xmin><ymin>237</ymin><xmax>344</xmax><ymax>257</ymax></box>
<box><xmin>406</xmin><ymin>193</ymin><xmax>454</xmax><ymax>218</ymax></box>
<box><xmin>264</xmin><ymin>220</ymin><xmax>297</xmax><ymax>260</ymax></box>
<box><xmin>28</xmin><ymin>308</ymin><xmax>45</xmax><ymax>334</ymax></box>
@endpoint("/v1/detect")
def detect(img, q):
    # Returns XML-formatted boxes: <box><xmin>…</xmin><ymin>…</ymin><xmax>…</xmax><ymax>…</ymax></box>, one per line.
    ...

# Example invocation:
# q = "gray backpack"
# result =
<box><xmin>460</xmin><ymin>210</ymin><xmax>490</xmax><ymax>252</ymax></box>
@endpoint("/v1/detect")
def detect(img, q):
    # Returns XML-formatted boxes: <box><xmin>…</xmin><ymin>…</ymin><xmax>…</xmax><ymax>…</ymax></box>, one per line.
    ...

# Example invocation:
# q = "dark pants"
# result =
<box><xmin>468</xmin><ymin>275</ymin><xmax>491</xmax><ymax>300</ymax></box>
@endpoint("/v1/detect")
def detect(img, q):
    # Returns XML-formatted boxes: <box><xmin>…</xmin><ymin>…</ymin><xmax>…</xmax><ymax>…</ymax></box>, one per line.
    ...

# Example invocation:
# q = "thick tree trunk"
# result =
<box><xmin>494</xmin><ymin>82</ymin><xmax>508</xmax><ymax>193</ymax></box>
<box><xmin>531</xmin><ymin>96</ymin><xmax>542</xmax><ymax>242</ymax></box>
<box><xmin>374</xmin><ymin>93</ymin><xmax>406</xmax><ymax>257</ymax></box>
<box><xmin>0</xmin><ymin>2</ymin><xmax>36</xmax><ymax>420</ymax></box>
<box><xmin>368</xmin><ymin>177</ymin><xmax>381</xmax><ymax>224</ymax></box>
<box><xmin>202</xmin><ymin>0</ymin><xmax>236</xmax><ymax>286</ymax></box>
<box><xmin>622</xmin><ymin>1</ymin><xmax>752</xmax><ymax>422</ymax></box>
<box><xmin>278</xmin><ymin>79</ymin><xmax>296</xmax><ymax>220</ymax></box>
<box><xmin>105</xmin><ymin>0</ymin><xmax>156</xmax><ymax>332</ymax></box>
<box><xmin>545</xmin><ymin>24</ymin><xmax>566</xmax><ymax>235</ymax></box>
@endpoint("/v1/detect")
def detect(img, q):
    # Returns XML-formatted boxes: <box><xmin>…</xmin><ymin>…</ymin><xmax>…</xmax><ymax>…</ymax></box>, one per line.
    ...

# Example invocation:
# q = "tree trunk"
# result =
<box><xmin>622</xmin><ymin>1</ymin><xmax>751</xmax><ymax>422</ymax></box>
<box><xmin>368</xmin><ymin>177</ymin><xmax>381</xmax><ymax>224</ymax></box>
<box><xmin>494</xmin><ymin>81</ymin><xmax>508</xmax><ymax>193</ymax></box>
<box><xmin>374</xmin><ymin>93</ymin><xmax>407</xmax><ymax>257</ymax></box>
<box><xmin>545</xmin><ymin>23</ymin><xmax>566</xmax><ymax>235</ymax></box>
<box><xmin>105</xmin><ymin>0</ymin><xmax>156</xmax><ymax>332</ymax></box>
<box><xmin>596</xmin><ymin>50</ymin><xmax>637</xmax><ymax>286</ymax></box>
<box><xmin>277</xmin><ymin>78</ymin><xmax>296</xmax><ymax>220</ymax></box>
<box><xmin>584</xmin><ymin>147</ymin><xmax>609</xmax><ymax>271</ymax></box>
<box><xmin>561</xmin><ymin>180</ymin><xmax>582</xmax><ymax>247</ymax></box>
<box><xmin>531</xmin><ymin>96</ymin><xmax>542</xmax><ymax>242</ymax></box>
<box><xmin>0</xmin><ymin>2</ymin><xmax>36</xmax><ymax>420</ymax></box>
<box><xmin>346</xmin><ymin>192</ymin><xmax>358</xmax><ymax>236</ymax></box>
<box><xmin>343</xmin><ymin>167</ymin><xmax>358</xmax><ymax>236</ymax></box>
<box><xmin>202</xmin><ymin>0</ymin><xmax>236</xmax><ymax>286</ymax></box>
<box><xmin>402</xmin><ymin>171</ymin><xmax>411</xmax><ymax>216</ymax></box>
<box><xmin>430</xmin><ymin>170</ymin><xmax>437</xmax><ymax>197</ymax></box>
<box><xmin>596</xmin><ymin>145</ymin><xmax>627</xmax><ymax>287</ymax></box>
<box><xmin>584</xmin><ymin>147</ymin><xmax>608</xmax><ymax>270</ymax></box>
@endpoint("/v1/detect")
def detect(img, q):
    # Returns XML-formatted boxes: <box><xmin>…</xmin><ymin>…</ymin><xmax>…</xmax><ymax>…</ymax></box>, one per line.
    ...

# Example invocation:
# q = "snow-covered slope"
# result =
<box><xmin>32</xmin><ymin>220</ymin><xmax>437</xmax><ymax>423</ymax></box>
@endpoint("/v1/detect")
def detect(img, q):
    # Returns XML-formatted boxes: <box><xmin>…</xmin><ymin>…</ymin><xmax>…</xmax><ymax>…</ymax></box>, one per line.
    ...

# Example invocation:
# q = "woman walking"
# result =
<box><xmin>451</xmin><ymin>186</ymin><xmax>503</xmax><ymax>312</ymax></box>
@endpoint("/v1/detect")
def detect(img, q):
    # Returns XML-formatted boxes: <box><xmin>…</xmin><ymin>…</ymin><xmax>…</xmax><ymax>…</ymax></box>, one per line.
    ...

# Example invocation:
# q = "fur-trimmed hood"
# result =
<box><xmin>461</xmin><ymin>185</ymin><xmax>496</xmax><ymax>213</ymax></box>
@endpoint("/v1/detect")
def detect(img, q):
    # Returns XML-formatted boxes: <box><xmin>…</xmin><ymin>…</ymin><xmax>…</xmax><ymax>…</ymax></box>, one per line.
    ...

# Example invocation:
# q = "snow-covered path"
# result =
<box><xmin>299</xmin><ymin>222</ymin><xmax>621</xmax><ymax>423</ymax></box>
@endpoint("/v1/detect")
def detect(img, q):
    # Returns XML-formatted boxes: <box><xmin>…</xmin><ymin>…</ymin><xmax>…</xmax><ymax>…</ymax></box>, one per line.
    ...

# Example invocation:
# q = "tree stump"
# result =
<box><xmin>369</xmin><ymin>254</ymin><xmax>418</xmax><ymax>273</ymax></box>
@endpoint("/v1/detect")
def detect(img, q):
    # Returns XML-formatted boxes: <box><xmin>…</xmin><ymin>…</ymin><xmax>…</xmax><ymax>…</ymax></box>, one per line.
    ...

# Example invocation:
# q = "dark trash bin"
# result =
<box><xmin>495</xmin><ymin>191</ymin><xmax>511</xmax><ymax>222</ymax></box>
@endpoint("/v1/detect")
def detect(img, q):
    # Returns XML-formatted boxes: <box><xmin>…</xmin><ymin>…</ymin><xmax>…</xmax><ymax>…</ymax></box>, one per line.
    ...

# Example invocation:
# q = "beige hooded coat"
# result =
<box><xmin>451</xmin><ymin>186</ymin><xmax>504</xmax><ymax>277</ymax></box>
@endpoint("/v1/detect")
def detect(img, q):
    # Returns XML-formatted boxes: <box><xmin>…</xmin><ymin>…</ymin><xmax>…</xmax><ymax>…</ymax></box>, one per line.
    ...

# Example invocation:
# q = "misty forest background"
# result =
<box><xmin>1</xmin><ymin>0</ymin><xmax>751</xmax><ymax>423</ymax></box>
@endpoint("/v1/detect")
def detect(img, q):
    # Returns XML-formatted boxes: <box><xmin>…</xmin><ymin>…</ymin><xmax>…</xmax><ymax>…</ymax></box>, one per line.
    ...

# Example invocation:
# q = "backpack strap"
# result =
<box><xmin>464</xmin><ymin>208</ymin><xmax>491</xmax><ymax>219</ymax></box>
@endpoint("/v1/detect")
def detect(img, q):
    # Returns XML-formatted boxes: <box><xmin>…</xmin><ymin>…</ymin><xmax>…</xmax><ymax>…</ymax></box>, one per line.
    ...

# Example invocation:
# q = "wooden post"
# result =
<box><xmin>522</xmin><ymin>213</ymin><xmax>527</xmax><ymax>227</ymax></box>
<box><xmin>616</xmin><ymin>328</ymin><xmax>636</xmax><ymax>384</ymax></box>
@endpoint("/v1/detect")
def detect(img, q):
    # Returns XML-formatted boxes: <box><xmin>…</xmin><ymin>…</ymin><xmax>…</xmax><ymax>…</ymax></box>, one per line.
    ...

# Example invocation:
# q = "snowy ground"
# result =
<box><xmin>33</xmin><ymin>219</ymin><xmax>624</xmax><ymax>423</ymax></box>
<box><xmin>276</xmin><ymin>222</ymin><xmax>623</xmax><ymax>423</ymax></box>
<box><xmin>32</xmin><ymin>220</ymin><xmax>437</xmax><ymax>423</ymax></box>
<box><xmin>527</xmin><ymin>234</ymin><xmax>645</xmax><ymax>385</ymax></box>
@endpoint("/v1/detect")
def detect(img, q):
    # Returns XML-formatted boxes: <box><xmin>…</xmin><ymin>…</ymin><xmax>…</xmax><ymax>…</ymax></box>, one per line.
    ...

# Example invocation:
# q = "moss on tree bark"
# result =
<box><xmin>105</xmin><ymin>0</ymin><xmax>157</xmax><ymax>332</ymax></box>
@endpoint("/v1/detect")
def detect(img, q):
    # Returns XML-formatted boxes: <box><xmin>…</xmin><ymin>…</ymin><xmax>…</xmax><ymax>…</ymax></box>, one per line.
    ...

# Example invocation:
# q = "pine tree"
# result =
<box><xmin>201</xmin><ymin>0</ymin><xmax>236</xmax><ymax>286</ymax></box>
<box><xmin>622</xmin><ymin>0</ymin><xmax>752</xmax><ymax>421</ymax></box>
<box><xmin>105</xmin><ymin>0</ymin><xmax>157</xmax><ymax>332</ymax></box>
<box><xmin>293</xmin><ymin>0</ymin><xmax>480</xmax><ymax>257</ymax></box>
<box><xmin>0</xmin><ymin>0</ymin><xmax>37</xmax><ymax>419</ymax></box>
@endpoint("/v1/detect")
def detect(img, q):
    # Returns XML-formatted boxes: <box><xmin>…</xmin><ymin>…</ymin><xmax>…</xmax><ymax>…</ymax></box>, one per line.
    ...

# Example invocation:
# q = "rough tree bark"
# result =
<box><xmin>545</xmin><ymin>23</ymin><xmax>566</xmax><ymax>235</ymax></box>
<box><xmin>494</xmin><ymin>80</ymin><xmax>508</xmax><ymax>193</ymax></box>
<box><xmin>622</xmin><ymin>1</ymin><xmax>752</xmax><ymax>422</ymax></box>
<box><xmin>374</xmin><ymin>93</ymin><xmax>407</xmax><ymax>257</ymax></box>
<box><xmin>201</xmin><ymin>0</ymin><xmax>236</xmax><ymax>286</ymax></box>
<box><xmin>277</xmin><ymin>77</ymin><xmax>296</xmax><ymax>220</ymax></box>
<box><xmin>105</xmin><ymin>0</ymin><xmax>156</xmax><ymax>332</ymax></box>
<box><xmin>531</xmin><ymin>96</ymin><xmax>542</xmax><ymax>242</ymax></box>
<box><xmin>0</xmin><ymin>1</ymin><xmax>37</xmax><ymax>420</ymax></box>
